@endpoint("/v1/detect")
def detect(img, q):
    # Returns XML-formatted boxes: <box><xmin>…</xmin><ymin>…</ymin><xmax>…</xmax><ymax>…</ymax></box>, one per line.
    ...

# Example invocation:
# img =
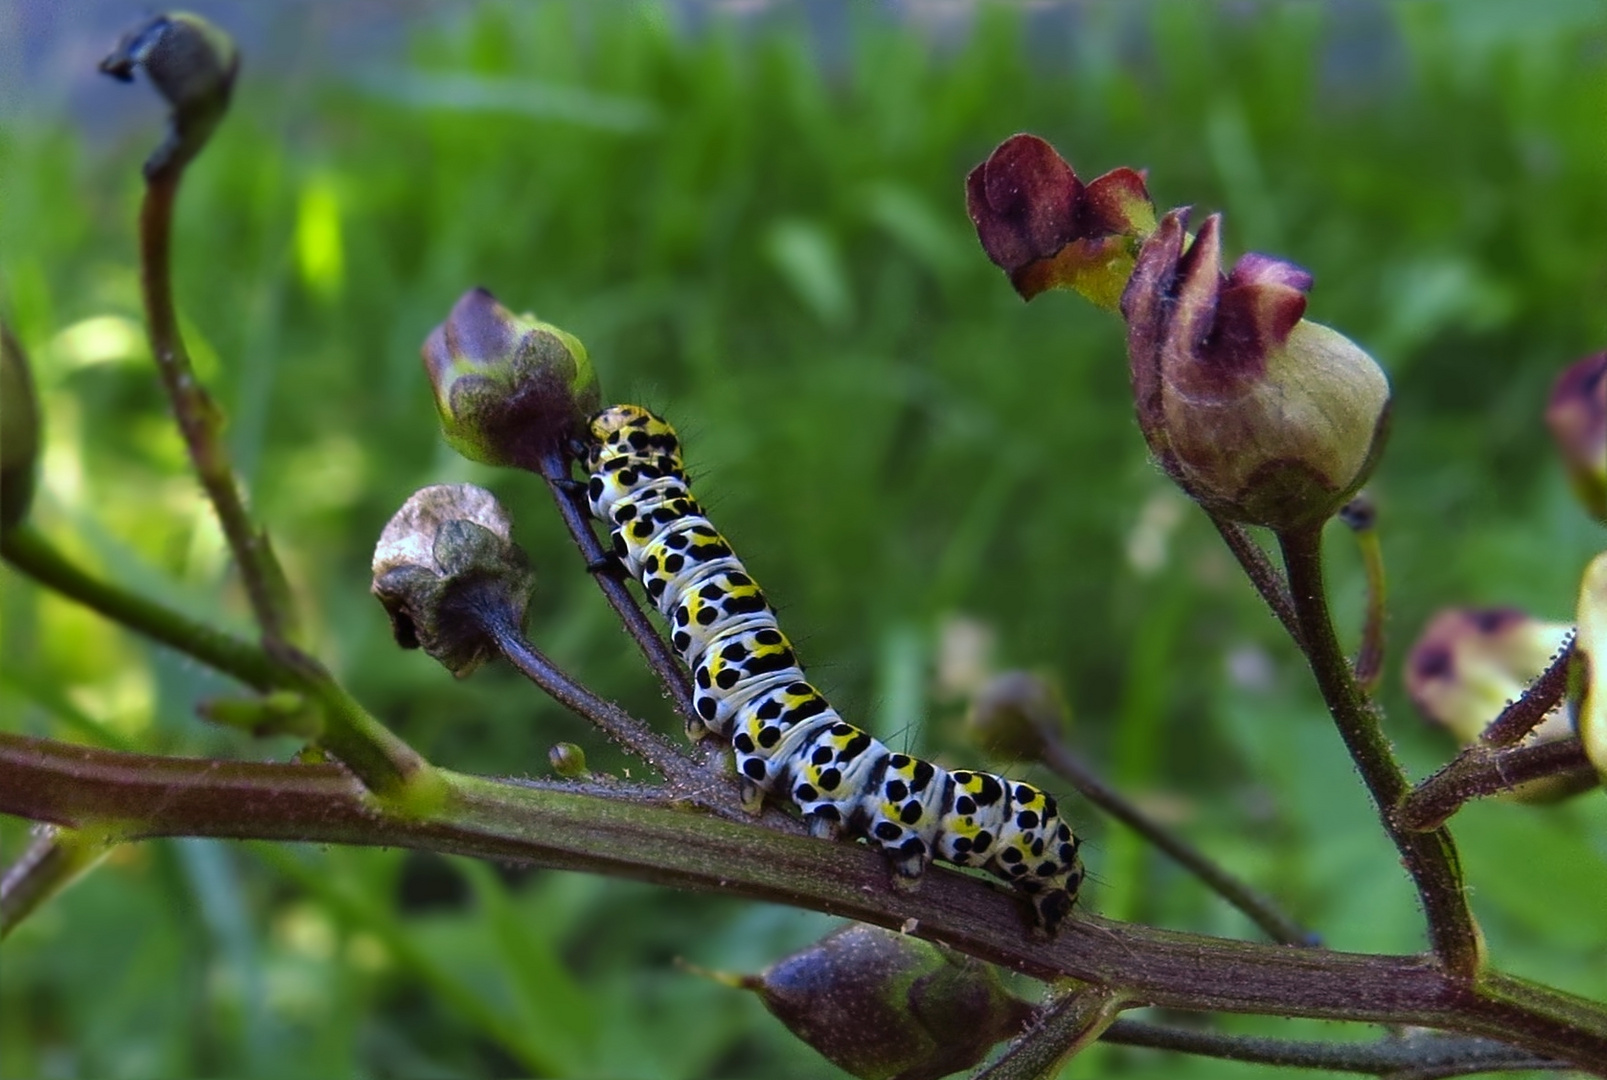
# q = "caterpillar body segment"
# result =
<box><xmin>584</xmin><ymin>404</ymin><xmax>1084</xmax><ymax>933</ymax></box>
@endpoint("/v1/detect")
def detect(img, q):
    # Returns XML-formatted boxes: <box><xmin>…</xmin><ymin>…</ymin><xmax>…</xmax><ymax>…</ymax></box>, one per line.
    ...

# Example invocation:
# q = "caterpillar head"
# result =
<box><xmin>587</xmin><ymin>405</ymin><xmax>684</xmax><ymax>474</ymax></box>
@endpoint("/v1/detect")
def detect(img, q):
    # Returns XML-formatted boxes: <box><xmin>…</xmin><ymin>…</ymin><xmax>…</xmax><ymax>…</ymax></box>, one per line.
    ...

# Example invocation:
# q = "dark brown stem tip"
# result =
<box><xmin>100</xmin><ymin>13</ymin><xmax>240</xmax><ymax>178</ymax></box>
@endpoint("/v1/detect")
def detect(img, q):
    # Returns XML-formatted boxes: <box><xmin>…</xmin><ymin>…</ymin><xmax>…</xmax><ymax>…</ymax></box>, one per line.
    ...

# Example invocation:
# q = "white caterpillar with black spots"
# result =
<box><xmin>583</xmin><ymin>404</ymin><xmax>1084</xmax><ymax>933</ymax></box>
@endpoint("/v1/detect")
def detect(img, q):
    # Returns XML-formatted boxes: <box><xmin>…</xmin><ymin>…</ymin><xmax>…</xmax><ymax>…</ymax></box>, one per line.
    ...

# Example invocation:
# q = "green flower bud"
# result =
<box><xmin>421</xmin><ymin>288</ymin><xmax>599</xmax><ymax>470</ymax></box>
<box><xmin>99</xmin><ymin>12</ymin><xmax>239</xmax><ymax>178</ymax></box>
<box><xmin>1</xmin><ymin>323</ymin><xmax>41</xmax><ymax>535</ymax></box>
<box><xmin>1122</xmin><ymin>210</ymin><xmax>1391</xmax><ymax>530</ymax></box>
<box><xmin>966</xmin><ymin>134</ymin><xmax>1155</xmax><ymax>310</ymax></box>
<box><xmin>965</xmin><ymin>670</ymin><xmax>1068</xmax><ymax>763</ymax></box>
<box><xmin>1545</xmin><ymin>351</ymin><xmax>1606</xmax><ymax>525</ymax></box>
<box><xmin>736</xmin><ymin>923</ymin><xmax>1032</xmax><ymax>1080</ymax></box>
<box><xmin>371</xmin><ymin>484</ymin><xmax>533</xmax><ymax>678</ymax></box>
<box><xmin>548</xmin><ymin>742</ymin><xmax>589</xmax><ymax>779</ymax></box>
<box><xmin>1575</xmin><ymin>553</ymin><xmax>1607</xmax><ymax>784</ymax></box>
<box><xmin>1406</xmin><ymin>607</ymin><xmax>1583</xmax><ymax>803</ymax></box>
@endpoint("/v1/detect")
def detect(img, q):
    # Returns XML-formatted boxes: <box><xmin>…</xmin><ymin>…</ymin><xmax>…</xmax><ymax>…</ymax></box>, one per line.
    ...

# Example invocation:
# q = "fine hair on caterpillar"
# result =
<box><xmin>583</xmin><ymin>403</ymin><xmax>1085</xmax><ymax>934</ymax></box>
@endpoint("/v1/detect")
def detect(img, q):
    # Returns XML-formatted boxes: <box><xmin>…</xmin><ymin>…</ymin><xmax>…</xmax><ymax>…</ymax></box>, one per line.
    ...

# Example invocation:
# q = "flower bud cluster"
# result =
<box><xmin>968</xmin><ymin>135</ymin><xmax>1390</xmax><ymax>530</ymax></box>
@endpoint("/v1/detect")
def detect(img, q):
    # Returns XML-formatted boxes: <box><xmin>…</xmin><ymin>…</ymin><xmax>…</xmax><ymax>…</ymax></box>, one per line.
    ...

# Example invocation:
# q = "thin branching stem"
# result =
<box><xmin>1209</xmin><ymin>514</ymin><xmax>1302</xmax><ymax>646</ymax></box>
<box><xmin>139</xmin><ymin>168</ymin><xmax>295</xmax><ymax>646</ymax></box>
<box><xmin>474</xmin><ymin>599</ymin><xmax>717</xmax><ymax>795</ymax></box>
<box><xmin>0</xmin><ymin>827</ymin><xmax>112</xmax><ymax>939</ymax></box>
<box><xmin>1278</xmin><ymin>526</ymin><xmax>1481</xmax><ymax>978</ymax></box>
<box><xmin>1038</xmin><ymin>735</ymin><xmax>1315</xmax><ymax>946</ymax></box>
<box><xmin>534</xmin><ymin>449</ymin><xmax>698</xmax><ymax>725</ymax></box>
<box><xmin>1099</xmin><ymin>1021</ymin><xmax>1568</xmax><ymax>1076</ymax></box>
<box><xmin>1398</xmin><ymin>737</ymin><xmax>1596</xmax><ymax>832</ymax></box>
<box><xmin>1480</xmin><ymin>637</ymin><xmax>1576</xmax><ymax>747</ymax></box>
<box><xmin>0</xmin><ymin>522</ymin><xmax>276</xmax><ymax>689</ymax></box>
<box><xmin>978</xmin><ymin>985</ymin><xmax>1128</xmax><ymax>1079</ymax></box>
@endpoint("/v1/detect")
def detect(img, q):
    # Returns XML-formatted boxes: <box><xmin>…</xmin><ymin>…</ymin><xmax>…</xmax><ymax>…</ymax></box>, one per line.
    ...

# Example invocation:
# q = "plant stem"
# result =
<box><xmin>475</xmin><ymin>600</ymin><xmax>720</xmax><ymax>797</ymax></box>
<box><xmin>1398</xmin><ymin>737</ymin><xmax>1597</xmax><ymax>832</ymax></box>
<box><xmin>1</xmin><ymin>522</ymin><xmax>428</xmax><ymax>795</ymax></box>
<box><xmin>979</xmin><ymin>985</ymin><xmax>1128</xmax><ymax>1079</ymax></box>
<box><xmin>1277</xmin><ymin>526</ymin><xmax>1482</xmax><ymax>979</ymax></box>
<box><xmin>1340</xmin><ymin>497</ymin><xmax>1387</xmax><ymax>694</ymax></box>
<box><xmin>1209</xmin><ymin>514</ymin><xmax>1302</xmax><ymax>645</ymax></box>
<box><xmin>535</xmin><ymin>450</ymin><xmax>697</xmax><ymax>724</ymax></box>
<box><xmin>0</xmin><ymin>827</ymin><xmax>114</xmax><ymax>939</ymax></box>
<box><xmin>1</xmin><ymin>523</ymin><xmax>277</xmax><ymax>689</ymax></box>
<box><xmin>1099</xmin><ymin>1021</ymin><xmax>1567</xmax><ymax>1076</ymax></box>
<box><xmin>5</xmin><ymin>732</ymin><xmax>1605</xmax><ymax>1069</ymax></box>
<box><xmin>1039</xmin><ymin>735</ymin><xmax>1315</xmax><ymax>946</ymax></box>
<box><xmin>139</xmin><ymin>169</ymin><xmax>296</xmax><ymax>646</ymax></box>
<box><xmin>1480</xmin><ymin>637</ymin><xmax>1575</xmax><ymax>747</ymax></box>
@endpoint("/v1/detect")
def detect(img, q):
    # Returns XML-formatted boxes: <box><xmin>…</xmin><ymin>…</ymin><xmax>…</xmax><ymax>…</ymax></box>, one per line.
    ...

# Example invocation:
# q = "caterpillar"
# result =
<box><xmin>583</xmin><ymin>404</ymin><xmax>1084</xmax><ymax>934</ymax></box>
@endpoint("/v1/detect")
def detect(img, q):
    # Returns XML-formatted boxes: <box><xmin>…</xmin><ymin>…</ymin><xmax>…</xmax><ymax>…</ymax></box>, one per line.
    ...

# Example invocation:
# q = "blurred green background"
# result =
<box><xmin>2</xmin><ymin>1</ymin><xmax>1605</xmax><ymax>1077</ymax></box>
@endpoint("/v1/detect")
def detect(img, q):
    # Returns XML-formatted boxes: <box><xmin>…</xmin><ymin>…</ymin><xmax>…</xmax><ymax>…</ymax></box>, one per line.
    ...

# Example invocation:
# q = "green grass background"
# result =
<box><xmin>2</xmin><ymin>2</ymin><xmax>1605</xmax><ymax>1077</ymax></box>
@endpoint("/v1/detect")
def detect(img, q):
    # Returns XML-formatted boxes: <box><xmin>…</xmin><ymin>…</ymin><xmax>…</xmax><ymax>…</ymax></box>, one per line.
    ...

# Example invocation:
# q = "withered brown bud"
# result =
<box><xmin>966</xmin><ymin>134</ymin><xmax>1155</xmax><ymax>309</ymax></box>
<box><xmin>1</xmin><ymin>323</ymin><xmax>40</xmax><ymax>534</ymax></box>
<box><xmin>1545</xmin><ymin>351</ymin><xmax>1606</xmax><ymax>525</ymax></box>
<box><xmin>739</xmin><ymin>923</ymin><xmax>1032</xmax><ymax>1080</ymax></box>
<box><xmin>421</xmin><ymin>288</ymin><xmax>599</xmax><ymax>470</ymax></box>
<box><xmin>1122</xmin><ymin>209</ymin><xmax>1391</xmax><ymax>531</ymax></box>
<box><xmin>965</xmin><ymin>671</ymin><xmax>1068</xmax><ymax>762</ymax></box>
<box><xmin>99</xmin><ymin>12</ymin><xmax>239</xmax><ymax>178</ymax></box>
<box><xmin>371</xmin><ymin>484</ymin><xmax>533</xmax><ymax>677</ymax></box>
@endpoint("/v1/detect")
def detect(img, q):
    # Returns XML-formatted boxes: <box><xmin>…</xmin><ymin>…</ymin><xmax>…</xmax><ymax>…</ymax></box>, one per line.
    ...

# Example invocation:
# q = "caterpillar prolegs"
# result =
<box><xmin>583</xmin><ymin>404</ymin><xmax>1085</xmax><ymax>933</ymax></box>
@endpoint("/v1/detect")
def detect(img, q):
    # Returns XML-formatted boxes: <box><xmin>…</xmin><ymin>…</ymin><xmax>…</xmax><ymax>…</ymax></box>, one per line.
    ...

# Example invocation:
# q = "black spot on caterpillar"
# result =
<box><xmin>585</xmin><ymin>404</ymin><xmax>1084</xmax><ymax>933</ymax></box>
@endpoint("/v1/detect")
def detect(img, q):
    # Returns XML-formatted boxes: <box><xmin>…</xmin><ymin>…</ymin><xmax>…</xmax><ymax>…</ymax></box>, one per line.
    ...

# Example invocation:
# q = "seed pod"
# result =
<box><xmin>421</xmin><ymin>288</ymin><xmax>599</xmax><ymax>470</ymax></box>
<box><xmin>371</xmin><ymin>484</ymin><xmax>533</xmax><ymax>677</ymax></box>
<box><xmin>99</xmin><ymin>12</ymin><xmax>239</xmax><ymax>178</ymax></box>
<box><xmin>1122</xmin><ymin>210</ymin><xmax>1391</xmax><ymax>531</ymax></box>
<box><xmin>737</xmin><ymin>923</ymin><xmax>1033</xmax><ymax>1080</ymax></box>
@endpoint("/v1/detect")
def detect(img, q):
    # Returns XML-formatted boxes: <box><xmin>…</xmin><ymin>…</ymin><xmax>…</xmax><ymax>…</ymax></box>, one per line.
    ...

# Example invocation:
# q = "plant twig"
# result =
<box><xmin>1099</xmin><ymin>1020</ymin><xmax>1568</xmax><ymax>1076</ymax></box>
<box><xmin>1397</xmin><ymin>737</ymin><xmax>1596</xmax><ymax>832</ymax></box>
<box><xmin>138</xmin><ymin>166</ymin><xmax>297</xmax><ymax>647</ymax></box>
<box><xmin>534</xmin><ymin>449</ymin><xmax>697</xmax><ymax>724</ymax></box>
<box><xmin>1339</xmin><ymin>495</ymin><xmax>1387</xmax><ymax>694</ymax></box>
<box><xmin>1277</xmin><ymin>527</ymin><xmax>1481</xmax><ymax>979</ymax></box>
<box><xmin>4</xmin><ymin>732</ymin><xmax>1606</xmax><ymax>1069</ymax></box>
<box><xmin>1038</xmin><ymin>735</ymin><xmax>1316</xmax><ymax>946</ymax></box>
<box><xmin>1209</xmin><ymin>514</ymin><xmax>1302</xmax><ymax>646</ymax></box>
<box><xmin>473</xmin><ymin>598</ymin><xmax>734</xmax><ymax>804</ymax></box>
<box><xmin>0</xmin><ymin>827</ymin><xmax>114</xmax><ymax>939</ymax></box>
<box><xmin>0</xmin><ymin>523</ymin><xmax>276</xmax><ymax>690</ymax></box>
<box><xmin>1479</xmin><ymin>637</ymin><xmax>1575</xmax><ymax>748</ymax></box>
<box><xmin>978</xmin><ymin>985</ymin><xmax>1127</xmax><ymax>1079</ymax></box>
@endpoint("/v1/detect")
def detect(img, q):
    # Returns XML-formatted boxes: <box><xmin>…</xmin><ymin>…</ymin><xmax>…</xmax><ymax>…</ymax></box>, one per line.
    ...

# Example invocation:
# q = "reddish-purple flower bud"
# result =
<box><xmin>1545</xmin><ymin>351</ymin><xmax>1606</xmax><ymax>525</ymax></box>
<box><xmin>1122</xmin><ymin>209</ymin><xmax>1390</xmax><ymax>531</ymax></box>
<box><xmin>966</xmin><ymin>134</ymin><xmax>1155</xmax><ymax>309</ymax></box>
<box><xmin>421</xmin><ymin>288</ymin><xmax>599</xmax><ymax>470</ymax></box>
